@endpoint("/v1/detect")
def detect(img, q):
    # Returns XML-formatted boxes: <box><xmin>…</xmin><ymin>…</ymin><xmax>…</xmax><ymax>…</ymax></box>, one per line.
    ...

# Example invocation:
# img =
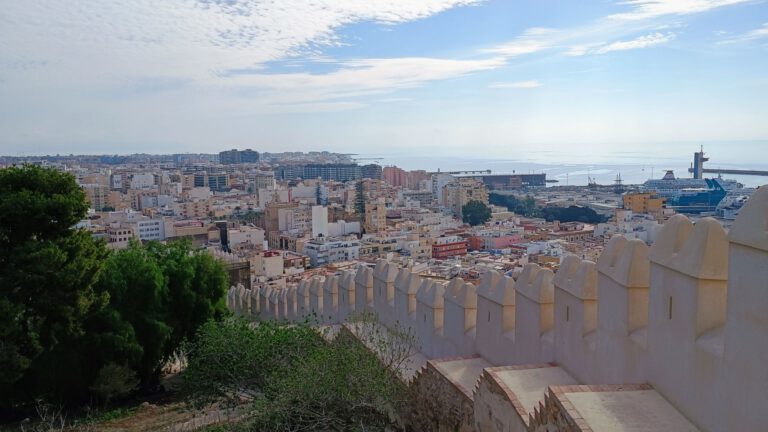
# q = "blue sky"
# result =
<box><xmin>0</xmin><ymin>0</ymin><xmax>766</xmax><ymax>160</ymax></box>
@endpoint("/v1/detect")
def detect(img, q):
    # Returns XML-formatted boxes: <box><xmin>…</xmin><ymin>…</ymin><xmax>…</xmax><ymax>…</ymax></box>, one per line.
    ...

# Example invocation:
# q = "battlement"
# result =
<box><xmin>228</xmin><ymin>185</ymin><xmax>768</xmax><ymax>431</ymax></box>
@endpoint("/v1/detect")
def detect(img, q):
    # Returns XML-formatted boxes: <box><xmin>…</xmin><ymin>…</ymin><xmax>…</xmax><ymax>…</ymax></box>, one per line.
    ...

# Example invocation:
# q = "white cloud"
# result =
<box><xmin>564</xmin><ymin>32</ymin><xmax>674</xmax><ymax>56</ymax></box>
<box><xmin>610</xmin><ymin>0</ymin><xmax>752</xmax><ymax>20</ymax></box>
<box><xmin>483</xmin><ymin>28</ymin><xmax>558</xmax><ymax>57</ymax></box>
<box><xmin>0</xmin><ymin>0</ymin><xmax>485</xmax><ymax>83</ymax></box>
<box><xmin>218</xmin><ymin>56</ymin><xmax>506</xmax><ymax>110</ymax></box>
<box><xmin>489</xmin><ymin>80</ymin><xmax>543</xmax><ymax>89</ymax></box>
<box><xmin>718</xmin><ymin>22</ymin><xmax>768</xmax><ymax>43</ymax></box>
<box><xmin>565</xmin><ymin>43</ymin><xmax>607</xmax><ymax>56</ymax></box>
<box><xmin>596</xmin><ymin>32</ymin><xmax>675</xmax><ymax>53</ymax></box>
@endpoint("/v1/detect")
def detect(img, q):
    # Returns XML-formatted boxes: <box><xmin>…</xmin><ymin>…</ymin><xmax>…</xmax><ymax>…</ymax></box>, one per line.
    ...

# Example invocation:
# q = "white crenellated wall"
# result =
<box><xmin>269</xmin><ymin>289</ymin><xmax>282</xmax><ymax>321</ymax></box>
<box><xmin>553</xmin><ymin>254</ymin><xmax>597</xmax><ymax>383</ymax></box>
<box><xmin>254</xmin><ymin>288</ymin><xmax>261</xmax><ymax>319</ymax></box>
<box><xmin>285</xmin><ymin>284</ymin><xmax>297</xmax><ymax>321</ymax></box>
<box><xmin>322</xmin><ymin>275</ymin><xmax>339</xmax><ymax>324</ymax></box>
<box><xmin>394</xmin><ymin>268</ymin><xmax>420</xmax><ymax>332</ymax></box>
<box><xmin>513</xmin><ymin>264</ymin><xmax>555</xmax><ymax>364</ymax></box>
<box><xmin>594</xmin><ymin>235</ymin><xmax>650</xmax><ymax>384</ymax></box>
<box><xmin>647</xmin><ymin>215</ymin><xmax>729</xmax><ymax>431</ymax></box>
<box><xmin>475</xmin><ymin>270</ymin><xmax>516</xmax><ymax>365</ymax></box>
<box><xmin>443</xmin><ymin>278</ymin><xmax>478</xmax><ymax>357</ymax></box>
<box><xmin>415</xmin><ymin>278</ymin><xmax>448</xmax><ymax>358</ymax></box>
<box><xmin>309</xmin><ymin>276</ymin><xmax>325</xmax><ymax>320</ymax></box>
<box><xmin>338</xmin><ymin>271</ymin><xmax>356</xmax><ymax>322</ymax></box>
<box><xmin>297</xmin><ymin>279</ymin><xmax>311</xmax><ymax>320</ymax></box>
<box><xmin>259</xmin><ymin>285</ymin><xmax>272</xmax><ymax>320</ymax></box>
<box><xmin>373</xmin><ymin>259</ymin><xmax>399</xmax><ymax>327</ymax></box>
<box><xmin>721</xmin><ymin>186</ymin><xmax>768</xmax><ymax>431</ymax></box>
<box><xmin>354</xmin><ymin>265</ymin><xmax>374</xmax><ymax>314</ymax></box>
<box><xmin>224</xmin><ymin>186</ymin><xmax>768</xmax><ymax>431</ymax></box>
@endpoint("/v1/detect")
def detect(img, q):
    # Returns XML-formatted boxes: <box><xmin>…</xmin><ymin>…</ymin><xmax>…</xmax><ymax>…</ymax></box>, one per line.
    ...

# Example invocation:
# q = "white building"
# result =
<box><xmin>304</xmin><ymin>237</ymin><xmax>361</xmax><ymax>267</ymax></box>
<box><xmin>311</xmin><ymin>205</ymin><xmax>329</xmax><ymax>238</ymax></box>
<box><xmin>229</xmin><ymin>225</ymin><xmax>266</xmax><ymax>250</ymax></box>
<box><xmin>130</xmin><ymin>173</ymin><xmax>155</xmax><ymax>189</ymax></box>
<box><xmin>136</xmin><ymin>218</ymin><xmax>165</xmax><ymax>242</ymax></box>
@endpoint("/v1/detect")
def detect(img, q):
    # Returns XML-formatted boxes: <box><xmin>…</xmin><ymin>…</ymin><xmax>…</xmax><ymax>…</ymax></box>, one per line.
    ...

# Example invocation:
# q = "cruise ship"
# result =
<box><xmin>716</xmin><ymin>187</ymin><xmax>756</xmax><ymax>219</ymax></box>
<box><xmin>641</xmin><ymin>170</ymin><xmax>743</xmax><ymax>213</ymax></box>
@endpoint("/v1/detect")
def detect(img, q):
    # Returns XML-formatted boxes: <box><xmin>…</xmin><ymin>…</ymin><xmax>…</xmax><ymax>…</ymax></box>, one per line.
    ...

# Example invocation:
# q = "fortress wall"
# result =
<box><xmin>476</xmin><ymin>270</ymin><xmax>516</xmax><ymax>365</ymax></box>
<box><xmin>250</xmin><ymin>288</ymin><xmax>260</xmax><ymax>321</ymax></box>
<box><xmin>337</xmin><ymin>270</ymin><xmax>356</xmax><ymax>322</ymax></box>
<box><xmin>552</xmin><ymin>255</ymin><xmax>598</xmax><ymax>383</ymax></box>
<box><xmin>268</xmin><ymin>288</ymin><xmax>282</xmax><ymax>321</ymax></box>
<box><xmin>285</xmin><ymin>284</ymin><xmax>297</xmax><ymax>321</ymax></box>
<box><xmin>259</xmin><ymin>285</ymin><xmax>272</xmax><ymax>320</ymax></box>
<box><xmin>722</xmin><ymin>186</ymin><xmax>768</xmax><ymax>431</ymax></box>
<box><xmin>224</xmin><ymin>186</ymin><xmax>768</xmax><ymax>431</ymax></box>
<box><xmin>308</xmin><ymin>276</ymin><xmax>325</xmax><ymax>320</ymax></box>
<box><xmin>513</xmin><ymin>264</ymin><xmax>555</xmax><ymax>364</ymax></box>
<box><xmin>322</xmin><ymin>274</ymin><xmax>339</xmax><ymax>324</ymax></box>
<box><xmin>226</xmin><ymin>286</ymin><xmax>235</xmax><ymax>313</ymax></box>
<box><xmin>594</xmin><ymin>235</ymin><xmax>650</xmax><ymax>384</ymax></box>
<box><xmin>373</xmin><ymin>259</ymin><xmax>399</xmax><ymax>327</ymax></box>
<box><xmin>296</xmin><ymin>279</ymin><xmax>311</xmax><ymax>320</ymax></box>
<box><xmin>394</xmin><ymin>268</ymin><xmax>420</xmax><ymax>333</ymax></box>
<box><xmin>647</xmin><ymin>215</ymin><xmax>728</xmax><ymax>432</ymax></box>
<box><xmin>443</xmin><ymin>278</ymin><xmax>479</xmax><ymax>357</ymax></box>
<box><xmin>354</xmin><ymin>265</ymin><xmax>374</xmax><ymax>314</ymax></box>
<box><xmin>416</xmin><ymin>278</ymin><xmax>449</xmax><ymax>358</ymax></box>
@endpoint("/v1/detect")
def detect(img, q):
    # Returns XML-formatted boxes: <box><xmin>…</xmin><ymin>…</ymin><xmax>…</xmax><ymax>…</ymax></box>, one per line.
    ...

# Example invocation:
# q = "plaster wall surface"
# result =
<box><xmin>514</xmin><ymin>264</ymin><xmax>554</xmax><ymax>364</ymax></box>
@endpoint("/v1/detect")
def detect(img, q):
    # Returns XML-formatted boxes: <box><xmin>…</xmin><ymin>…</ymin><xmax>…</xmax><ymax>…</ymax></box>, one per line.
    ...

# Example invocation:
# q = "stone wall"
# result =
<box><xmin>226</xmin><ymin>186</ymin><xmax>768</xmax><ymax>432</ymax></box>
<box><xmin>407</xmin><ymin>359</ymin><xmax>476</xmax><ymax>432</ymax></box>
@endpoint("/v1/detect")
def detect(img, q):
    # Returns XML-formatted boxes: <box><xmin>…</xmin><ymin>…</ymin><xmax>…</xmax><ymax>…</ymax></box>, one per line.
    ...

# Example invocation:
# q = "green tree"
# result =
<box><xmin>98</xmin><ymin>240</ymin><xmax>229</xmax><ymax>387</ymax></box>
<box><xmin>462</xmin><ymin>200</ymin><xmax>492</xmax><ymax>226</ymax></box>
<box><xmin>146</xmin><ymin>240</ymin><xmax>229</xmax><ymax>360</ymax></box>
<box><xmin>182</xmin><ymin>313</ymin><xmax>417</xmax><ymax>431</ymax></box>
<box><xmin>0</xmin><ymin>166</ymin><xmax>229</xmax><ymax>409</ymax></box>
<box><xmin>489</xmin><ymin>192</ymin><xmax>542</xmax><ymax>218</ymax></box>
<box><xmin>542</xmin><ymin>205</ymin><xmax>607</xmax><ymax>223</ymax></box>
<box><xmin>0</xmin><ymin>166</ymin><xmax>109</xmax><ymax>405</ymax></box>
<box><xmin>96</xmin><ymin>241</ymin><xmax>171</xmax><ymax>386</ymax></box>
<box><xmin>236</xmin><ymin>210</ymin><xmax>264</xmax><ymax>228</ymax></box>
<box><xmin>182</xmin><ymin>318</ymin><xmax>322</xmax><ymax>410</ymax></box>
<box><xmin>355</xmin><ymin>180</ymin><xmax>366</xmax><ymax>217</ymax></box>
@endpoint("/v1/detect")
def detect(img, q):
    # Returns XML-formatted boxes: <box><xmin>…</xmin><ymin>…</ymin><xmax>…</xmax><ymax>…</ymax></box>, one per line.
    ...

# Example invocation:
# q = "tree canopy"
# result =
<box><xmin>489</xmin><ymin>192</ymin><xmax>542</xmax><ymax>218</ymax></box>
<box><xmin>0</xmin><ymin>166</ymin><xmax>229</xmax><ymax>410</ymax></box>
<box><xmin>0</xmin><ymin>166</ymin><xmax>108</xmax><ymax>405</ymax></box>
<box><xmin>182</xmin><ymin>314</ymin><xmax>416</xmax><ymax>430</ymax></box>
<box><xmin>542</xmin><ymin>205</ymin><xmax>607</xmax><ymax>223</ymax></box>
<box><xmin>461</xmin><ymin>200</ymin><xmax>492</xmax><ymax>226</ymax></box>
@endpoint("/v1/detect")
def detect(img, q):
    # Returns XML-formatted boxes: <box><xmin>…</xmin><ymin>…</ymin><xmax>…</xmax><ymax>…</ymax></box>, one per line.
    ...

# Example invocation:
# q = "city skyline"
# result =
<box><xmin>1</xmin><ymin>0</ymin><xmax>767</xmax><ymax>157</ymax></box>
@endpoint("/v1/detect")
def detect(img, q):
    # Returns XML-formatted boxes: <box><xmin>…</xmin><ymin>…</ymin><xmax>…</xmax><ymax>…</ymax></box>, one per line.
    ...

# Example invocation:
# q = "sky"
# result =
<box><xmin>1</xmin><ymin>0</ymin><xmax>767</xmax><ymax>161</ymax></box>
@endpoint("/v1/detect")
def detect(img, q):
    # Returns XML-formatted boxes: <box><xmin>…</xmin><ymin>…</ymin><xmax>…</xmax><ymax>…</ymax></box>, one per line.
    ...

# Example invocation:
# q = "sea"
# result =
<box><xmin>372</xmin><ymin>142</ymin><xmax>768</xmax><ymax>188</ymax></box>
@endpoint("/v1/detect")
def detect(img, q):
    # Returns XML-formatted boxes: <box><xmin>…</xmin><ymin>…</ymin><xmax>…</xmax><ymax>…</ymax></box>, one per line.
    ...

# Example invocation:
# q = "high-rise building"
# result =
<box><xmin>361</xmin><ymin>164</ymin><xmax>382</xmax><ymax>180</ymax></box>
<box><xmin>383</xmin><ymin>166</ymin><xmax>408</xmax><ymax>187</ymax></box>
<box><xmin>219</xmin><ymin>148</ymin><xmax>260</xmax><ymax>165</ymax></box>
<box><xmin>443</xmin><ymin>177</ymin><xmax>489</xmax><ymax>216</ymax></box>
<box><xmin>302</xmin><ymin>164</ymin><xmax>361</xmax><ymax>182</ymax></box>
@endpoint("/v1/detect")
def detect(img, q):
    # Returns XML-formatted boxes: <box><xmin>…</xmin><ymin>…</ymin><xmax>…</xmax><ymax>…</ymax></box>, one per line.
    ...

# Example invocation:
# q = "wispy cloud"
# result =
<box><xmin>489</xmin><ymin>80</ymin><xmax>543</xmax><ymax>89</ymax></box>
<box><xmin>565</xmin><ymin>33</ymin><xmax>675</xmax><ymax>56</ymax></box>
<box><xmin>483</xmin><ymin>28</ymin><xmax>558</xmax><ymax>57</ymax></box>
<box><xmin>565</xmin><ymin>43</ymin><xmax>607</xmax><ymax>56</ymax></box>
<box><xmin>609</xmin><ymin>0</ymin><xmax>752</xmax><ymax>20</ymax></box>
<box><xmin>718</xmin><ymin>22</ymin><xmax>768</xmax><ymax>43</ymax></box>
<box><xmin>215</xmin><ymin>56</ymin><xmax>506</xmax><ymax>111</ymax></box>
<box><xmin>0</xmin><ymin>0</ymin><xmax>486</xmax><ymax>82</ymax></box>
<box><xmin>595</xmin><ymin>32</ymin><xmax>675</xmax><ymax>53</ymax></box>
